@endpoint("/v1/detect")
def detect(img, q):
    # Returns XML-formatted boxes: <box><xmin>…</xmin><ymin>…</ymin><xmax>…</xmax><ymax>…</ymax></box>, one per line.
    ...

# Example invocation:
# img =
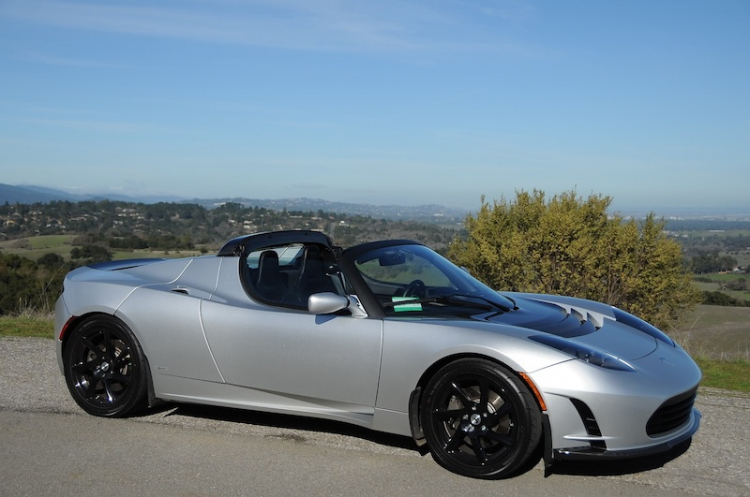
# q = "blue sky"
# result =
<box><xmin>1</xmin><ymin>1</ymin><xmax>748</xmax><ymax>213</ymax></box>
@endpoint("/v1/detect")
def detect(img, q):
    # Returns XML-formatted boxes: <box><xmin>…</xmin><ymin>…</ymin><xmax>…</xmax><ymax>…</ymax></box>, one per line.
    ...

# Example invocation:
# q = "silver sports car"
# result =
<box><xmin>55</xmin><ymin>230</ymin><xmax>701</xmax><ymax>479</ymax></box>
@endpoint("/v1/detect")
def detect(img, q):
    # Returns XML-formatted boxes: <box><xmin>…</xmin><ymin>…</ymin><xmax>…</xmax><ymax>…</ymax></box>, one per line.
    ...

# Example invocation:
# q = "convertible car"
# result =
<box><xmin>55</xmin><ymin>230</ymin><xmax>701</xmax><ymax>479</ymax></box>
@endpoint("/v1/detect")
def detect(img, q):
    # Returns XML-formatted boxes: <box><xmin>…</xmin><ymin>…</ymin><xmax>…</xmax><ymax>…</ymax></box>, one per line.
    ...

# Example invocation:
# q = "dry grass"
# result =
<box><xmin>671</xmin><ymin>305</ymin><xmax>750</xmax><ymax>361</ymax></box>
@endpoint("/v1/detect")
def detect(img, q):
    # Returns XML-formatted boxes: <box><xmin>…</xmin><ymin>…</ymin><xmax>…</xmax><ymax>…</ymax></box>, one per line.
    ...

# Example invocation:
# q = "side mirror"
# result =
<box><xmin>308</xmin><ymin>293</ymin><xmax>368</xmax><ymax>318</ymax></box>
<box><xmin>308</xmin><ymin>292</ymin><xmax>349</xmax><ymax>315</ymax></box>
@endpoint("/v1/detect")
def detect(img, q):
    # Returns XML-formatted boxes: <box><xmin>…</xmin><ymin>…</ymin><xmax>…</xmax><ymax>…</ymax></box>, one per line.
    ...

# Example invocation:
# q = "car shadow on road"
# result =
<box><xmin>142</xmin><ymin>402</ymin><xmax>694</xmax><ymax>479</ymax></box>
<box><xmin>154</xmin><ymin>402</ymin><xmax>426</xmax><ymax>454</ymax></box>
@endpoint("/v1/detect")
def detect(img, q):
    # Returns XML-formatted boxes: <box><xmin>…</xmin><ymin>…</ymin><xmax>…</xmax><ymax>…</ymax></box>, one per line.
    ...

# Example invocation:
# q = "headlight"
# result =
<box><xmin>612</xmin><ymin>308</ymin><xmax>675</xmax><ymax>347</ymax></box>
<box><xmin>529</xmin><ymin>334</ymin><xmax>635</xmax><ymax>372</ymax></box>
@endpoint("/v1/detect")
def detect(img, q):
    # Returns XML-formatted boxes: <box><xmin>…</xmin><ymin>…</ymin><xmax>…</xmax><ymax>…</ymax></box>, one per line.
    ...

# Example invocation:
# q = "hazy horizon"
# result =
<box><xmin>5</xmin><ymin>182</ymin><xmax>749</xmax><ymax>219</ymax></box>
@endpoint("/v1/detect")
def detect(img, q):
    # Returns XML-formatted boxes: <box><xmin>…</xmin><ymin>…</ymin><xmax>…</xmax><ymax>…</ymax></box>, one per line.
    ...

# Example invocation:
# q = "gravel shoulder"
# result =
<box><xmin>1</xmin><ymin>337</ymin><xmax>748</xmax><ymax>496</ymax></box>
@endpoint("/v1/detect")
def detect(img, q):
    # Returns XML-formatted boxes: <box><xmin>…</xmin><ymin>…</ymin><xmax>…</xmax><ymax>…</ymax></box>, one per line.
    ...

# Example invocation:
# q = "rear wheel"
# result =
<box><xmin>420</xmin><ymin>358</ymin><xmax>542</xmax><ymax>479</ymax></box>
<box><xmin>63</xmin><ymin>315</ymin><xmax>148</xmax><ymax>417</ymax></box>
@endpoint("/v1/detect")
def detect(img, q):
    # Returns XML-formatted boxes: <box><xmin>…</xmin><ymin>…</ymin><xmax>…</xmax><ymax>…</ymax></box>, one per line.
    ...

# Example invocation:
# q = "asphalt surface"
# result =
<box><xmin>1</xmin><ymin>337</ymin><xmax>748</xmax><ymax>497</ymax></box>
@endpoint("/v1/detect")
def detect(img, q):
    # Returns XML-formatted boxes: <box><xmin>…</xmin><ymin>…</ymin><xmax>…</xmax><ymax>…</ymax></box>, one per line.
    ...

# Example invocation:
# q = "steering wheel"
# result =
<box><xmin>403</xmin><ymin>279</ymin><xmax>426</xmax><ymax>298</ymax></box>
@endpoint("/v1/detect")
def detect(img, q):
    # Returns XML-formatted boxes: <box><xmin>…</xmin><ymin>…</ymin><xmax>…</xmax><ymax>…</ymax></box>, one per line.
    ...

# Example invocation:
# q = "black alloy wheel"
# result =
<box><xmin>420</xmin><ymin>358</ymin><xmax>542</xmax><ymax>479</ymax></box>
<box><xmin>63</xmin><ymin>315</ymin><xmax>148</xmax><ymax>417</ymax></box>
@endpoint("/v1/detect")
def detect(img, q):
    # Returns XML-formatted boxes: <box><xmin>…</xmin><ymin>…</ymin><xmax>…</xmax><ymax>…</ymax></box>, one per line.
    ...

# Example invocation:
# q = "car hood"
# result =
<box><xmin>487</xmin><ymin>295</ymin><xmax>658</xmax><ymax>361</ymax></box>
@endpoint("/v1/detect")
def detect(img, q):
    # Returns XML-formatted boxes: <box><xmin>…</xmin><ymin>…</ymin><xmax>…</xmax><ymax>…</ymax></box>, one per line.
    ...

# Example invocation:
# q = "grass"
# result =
<box><xmin>692</xmin><ymin>274</ymin><xmax>750</xmax><ymax>301</ymax></box>
<box><xmin>673</xmin><ymin>305</ymin><xmax>750</xmax><ymax>391</ymax></box>
<box><xmin>0</xmin><ymin>235</ymin><xmax>77</xmax><ymax>260</ymax></box>
<box><xmin>0</xmin><ymin>235</ymin><xmax>202</xmax><ymax>262</ymax></box>
<box><xmin>695</xmin><ymin>357</ymin><xmax>750</xmax><ymax>392</ymax></box>
<box><xmin>0</xmin><ymin>314</ymin><xmax>54</xmax><ymax>339</ymax></box>
<box><xmin>697</xmin><ymin>273</ymin><xmax>749</xmax><ymax>283</ymax></box>
<box><xmin>672</xmin><ymin>305</ymin><xmax>750</xmax><ymax>361</ymax></box>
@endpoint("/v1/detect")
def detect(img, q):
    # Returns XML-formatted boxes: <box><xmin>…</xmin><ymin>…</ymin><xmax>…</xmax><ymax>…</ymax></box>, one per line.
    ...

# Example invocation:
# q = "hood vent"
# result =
<box><xmin>528</xmin><ymin>302</ymin><xmax>604</xmax><ymax>338</ymax></box>
<box><xmin>490</xmin><ymin>298</ymin><xmax>606</xmax><ymax>339</ymax></box>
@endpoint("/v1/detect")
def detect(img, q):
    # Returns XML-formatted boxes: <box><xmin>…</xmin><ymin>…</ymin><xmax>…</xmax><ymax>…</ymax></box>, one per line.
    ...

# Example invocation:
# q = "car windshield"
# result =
<box><xmin>353</xmin><ymin>244</ymin><xmax>515</xmax><ymax>317</ymax></box>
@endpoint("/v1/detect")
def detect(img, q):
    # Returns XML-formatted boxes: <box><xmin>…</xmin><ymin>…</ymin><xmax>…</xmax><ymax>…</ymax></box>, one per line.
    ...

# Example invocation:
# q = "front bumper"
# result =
<box><xmin>530</xmin><ymin>328</ymin><xmax>703</xmax><ymax>458</ymax></box>
<box><xmin>551</xmin><ymin>407</ymin><xmax>701</xmax><ymax>461</ymax></box>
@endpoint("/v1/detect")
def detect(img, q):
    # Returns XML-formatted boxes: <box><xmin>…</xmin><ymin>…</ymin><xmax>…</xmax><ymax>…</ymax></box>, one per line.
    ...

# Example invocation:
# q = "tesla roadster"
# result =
<box><xmin>55</xmin><ymin>230</ymin><xmax>701</xmax><ymax>479</ymax></box>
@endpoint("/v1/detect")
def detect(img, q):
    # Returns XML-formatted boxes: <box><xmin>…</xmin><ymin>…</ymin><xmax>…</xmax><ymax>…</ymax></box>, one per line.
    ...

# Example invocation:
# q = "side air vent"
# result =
<box><xmin>646</xmin><ymin>387</ymin><xmax>697</xmax><ymax>436</ymax></box>
<box><xmin>570</xmin><ymin>398</ymin><xmax>602</xmax><ymax>436</ymax></box>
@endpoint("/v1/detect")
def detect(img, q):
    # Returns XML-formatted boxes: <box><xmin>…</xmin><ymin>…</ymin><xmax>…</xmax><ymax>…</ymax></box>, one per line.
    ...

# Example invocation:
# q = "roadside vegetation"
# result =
<box><xmin>0</xmin><ymin>313</ymin><xmax>53</xmax><ymax>339</ymax></box>
<box><xmin>1</xmin><ymin>192</ymin><xmax>749</xmax><ymax>391</ymax></box>
<box><xmin>695</xmin><ymin>358</ymin><xmax>750</xmax><ymax>391</ymax></box>
<box><xmin>449</xmin><ymin>190</ymin><xmax>700</xmax><ymax>330</ymax></box>
<box><xmin>672</xmin><ymin>305</ymin><xmax>750</xmax><ymax>391</ymax></box>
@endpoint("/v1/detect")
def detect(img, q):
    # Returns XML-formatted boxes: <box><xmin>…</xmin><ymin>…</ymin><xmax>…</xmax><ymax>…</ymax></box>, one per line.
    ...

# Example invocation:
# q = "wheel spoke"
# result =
<box><xmin>449</xmin><ymin>381</ymin><xmax>474</xmax><ymax>407</ymax></box>
<box><xmin>101</xmin><ymin>329</ymin><xmax>115</xmax><ymax>362</ymax></box>
<box><xmin>71</xmin><ymin>360</ymin><xmax>94</xmax><ymax>374</ymax></box>
<box><xmin>483</xmin><ymin>429</ymin><xmax>514</xmax><ymax>447</ymax></box>
<box><xmin>112</xmin><ymin>349</ymin><xmax>132</xmax><ymax>370</ymax></box>
<box><xmin>488</xmin><ymin>402</ymin><xmax>512</xmax><ymax>425</ymax></box>
<box><xmin>444</xmin><ymin>430</ymin><xmax>467</xmax><ymax>452</ymax></box>
<box><xmin>471</xmin><ymin>437</ymin><xmax>489</xmax><ymax>464</ymax></box>
<box><xmin>80</xmin><ymin>379</ymin><xmax>101</xmax><ymax>401</ymax></box>
<box><xmin>80</xmin><ymin>337</ymin><xmax>101</xmax><ymax>359</ymax></box>
<box><xmin>478</xmin><ymin>377</ymin><xmax>489</xmax><ymax>407</ymax></box>
<box><xmin>102</xmin><ymin>379</ymin><xmax>118</xmax><ymax>404</ymax></box>
<box><xmin>433</xmin><ymin>407</ymin><xmax>468</xmax><ymax>421</ymax></box>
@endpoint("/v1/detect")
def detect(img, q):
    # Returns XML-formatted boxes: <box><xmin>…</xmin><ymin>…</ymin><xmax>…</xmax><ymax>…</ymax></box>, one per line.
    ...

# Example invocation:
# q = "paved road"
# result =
<box><xmin>1</xmin><ymin>337</ymin><xmax>748</xmax><ymax>497</ymax></box>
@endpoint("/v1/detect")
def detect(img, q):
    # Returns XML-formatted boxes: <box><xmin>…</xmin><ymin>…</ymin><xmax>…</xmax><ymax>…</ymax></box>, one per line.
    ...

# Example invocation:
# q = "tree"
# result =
<box><xmin>448</xmin><ymin>190</ymin><xmax>700</xmax><ymax>330</ymax></box>
<box><xmin>37</xmin><ymin>252</ymin><xmax>65</xmax><ymax>268</ymax></box>
<box><xmin>689</xmin><ymin>250</ymin><xmax>738</xmax><ymax>274</ymax></box>
<box><xmin>70</xmin><ymin>245</ymin><xmax>112</xmax><ymax>264</ymax></box>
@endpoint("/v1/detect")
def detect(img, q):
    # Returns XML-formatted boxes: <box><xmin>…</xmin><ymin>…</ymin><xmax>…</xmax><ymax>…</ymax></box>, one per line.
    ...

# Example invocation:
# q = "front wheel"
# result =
<box><xmin>63</xmin><ymin>315</ymin><xmax>148</xmax><ymax>417</ymax></box>
<box><xmin>420</xmin><ymin>358</ymin><xmax>542</xmax><ymax>479</ymax></box>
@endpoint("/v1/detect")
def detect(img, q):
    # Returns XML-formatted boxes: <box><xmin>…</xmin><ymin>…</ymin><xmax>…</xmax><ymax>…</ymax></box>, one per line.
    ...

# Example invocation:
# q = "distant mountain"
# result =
<box><xmin>0</xmin><ymin>184</ymin><xmax>77</xmax><ymax>204</ymax></box>
<box><xmin>0</xmin><ymin>184</ymin><xmax>467</xmax><ymax>222</ymax></box>
<box><xmin>0</xmin><ymin>184</ymin><xmax>187</xmax><ymax>205</ymax></box>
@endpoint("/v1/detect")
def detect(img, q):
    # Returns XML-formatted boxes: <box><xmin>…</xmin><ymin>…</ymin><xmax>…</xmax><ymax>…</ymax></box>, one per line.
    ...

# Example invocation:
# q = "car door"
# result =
<box><xmin>201</xmin><ymin>303</ymin><xmax>383</xmax><ymax>411</ymax></box>
<box><xmin>201</xmin><ymin>235</ymin><xmax>383</xmax><ymax>416</ymax></box>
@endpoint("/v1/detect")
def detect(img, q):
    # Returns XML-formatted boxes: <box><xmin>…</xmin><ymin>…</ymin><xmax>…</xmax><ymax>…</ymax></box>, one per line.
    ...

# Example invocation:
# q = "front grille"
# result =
<box><xmin>646</xmin><ymin>387</ymin><xmax>697</xmax><ymax>436</ymax></box>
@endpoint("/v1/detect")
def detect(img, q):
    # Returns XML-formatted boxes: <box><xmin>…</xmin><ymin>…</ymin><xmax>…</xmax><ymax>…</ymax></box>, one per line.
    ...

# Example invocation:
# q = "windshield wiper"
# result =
<box><xmin>383</xmin><ymin>294</ymin><xmax>512</xmax><ymax>313</ymax></box>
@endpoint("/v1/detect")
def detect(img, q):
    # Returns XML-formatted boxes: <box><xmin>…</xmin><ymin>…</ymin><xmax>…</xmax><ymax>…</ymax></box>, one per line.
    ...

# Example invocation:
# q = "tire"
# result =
<box><xmin>63</xmin><ymin>315</ymin><xmax>148</xmax><ymax>417</ymax></box>
<box><xmin>420</xmin><ymin>358</ymin><xmax>542</xmax><ymax>479</ymax></box>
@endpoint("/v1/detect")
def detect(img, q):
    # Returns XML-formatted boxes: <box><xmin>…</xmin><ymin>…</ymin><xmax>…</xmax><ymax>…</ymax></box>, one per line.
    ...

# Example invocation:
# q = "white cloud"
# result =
<box><xmin>3</xmin><ymin>0</ymin><xmax>536</xmax><ymax>54</ymax></box>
